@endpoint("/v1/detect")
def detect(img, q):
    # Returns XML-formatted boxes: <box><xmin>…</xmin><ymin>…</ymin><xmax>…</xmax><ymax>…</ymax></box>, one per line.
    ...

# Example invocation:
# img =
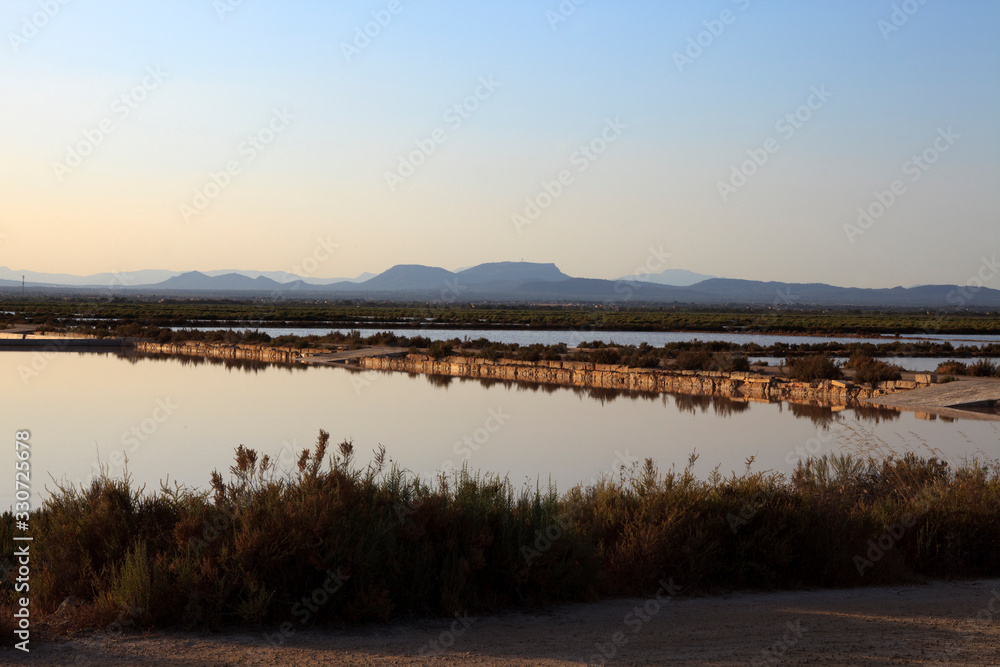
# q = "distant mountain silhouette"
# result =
<box><xmin>202</xmin><ymin>270</ymin><xmax>370</xmax><ymax>284</ymax></box>
<box><xmin>0</xmin><ymin>267</ymin><xmax>369</xmax><ymax>288</ymax></box>
<box><xmin>351</xmin><ymin>264</ymin><xmax>455</xmax><ymax>291</ymax></box>
<box><xmin>0</xmin><ymin>266</ymin><xmax>177</xmax><ymax>287</ymax></box>
<box><xmin>618</xmin><ymin>268</ymin><xmax>716</xmax><ymax>286</ymax></box>
<box><xmin>156</xmin><ymin>271</ymin><xmax>288</xmax><ymax>291</ymax></box>
<box><xmin>456</xmin><ymin>262</ymin><xmax>569</xmax><ymax>285</ymax></box>
<box><xmin>5</xmin><ymin>262</ymin><xmax>1000</xmax><ymax>308</ymax></box>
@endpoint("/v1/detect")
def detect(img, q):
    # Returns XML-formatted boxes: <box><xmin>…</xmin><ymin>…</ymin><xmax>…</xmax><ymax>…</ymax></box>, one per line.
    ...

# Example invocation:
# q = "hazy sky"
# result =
<box><xmin>1</xmin><ymin>0</ymin><xmax>997</xmax><ymax>288</ymax></box>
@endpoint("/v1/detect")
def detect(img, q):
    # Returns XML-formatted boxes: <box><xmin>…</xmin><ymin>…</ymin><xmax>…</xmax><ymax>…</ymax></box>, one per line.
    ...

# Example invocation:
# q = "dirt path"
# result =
<box><xmin>0</xmin><ymin>324</ymin><xmax>37</xmax><ymax>338</ymax></box>
<box><xmin>864</xmin><ymin>377</ymin><xmax>1000</xmax><ymax>421</ymax></box>
<box><xmin>305</xmin><ymin>346</ymin><xmax>405</xmax><ymax>364</ymax></box>
<box><xmin>11</xmin><ymin>579</ymin><xmax>1000</xmax><ymax>666</ymax></box>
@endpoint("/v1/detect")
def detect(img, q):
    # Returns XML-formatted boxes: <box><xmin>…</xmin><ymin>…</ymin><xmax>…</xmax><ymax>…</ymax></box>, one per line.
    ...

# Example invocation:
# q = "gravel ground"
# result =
<box><xmin>8</xmin><ymin>579</ymin><xmax>1000</xmax><ymax>666</ymax></box>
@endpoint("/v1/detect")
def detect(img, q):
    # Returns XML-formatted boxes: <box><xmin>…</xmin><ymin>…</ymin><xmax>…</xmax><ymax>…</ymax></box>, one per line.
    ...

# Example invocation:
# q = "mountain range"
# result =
<box><xmin>2</xmin><ymin>262</ymin><xmax>998</xmax><ymax>308</ymax></box>
<box><xmin>0</xmin><ymin>267</ymin><xmax>373</xmax><ymax>287</ymax></box>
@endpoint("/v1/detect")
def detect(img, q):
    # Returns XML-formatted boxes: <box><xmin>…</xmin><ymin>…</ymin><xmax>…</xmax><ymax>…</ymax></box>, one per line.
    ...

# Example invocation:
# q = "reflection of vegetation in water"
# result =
<box><xmin>571</xmin><ymin>386</ymin><xmax>659</xmax><ymax>405</ymax></box>
<box><xmin>712</xmin><ymin>398</ymin><xmax>750</xmax><ymax>417</ymax></box>
<box><xmin>849</xmin><ymin>404</ymin><xmax>902</xmax><ymax>424</ymax></box>
<box><xmin>783</xmin><ymin>402</ymin><xmax>901</xmax><ymax>427</ymax></box>
<box><xmin>5</xmin><ymin>429</ymin><xmax>998</xmax><ymax>632</ymax></box>
<box><xmin>672</xmin><ymin>393</ymin><xmax>713</xmax><ymax>414</ymax></box>
<box><xmin>671</xmin><ymin>393</ymin><xmax>752</xmax><ymax>417</ymax></box>
<box><xmin>788</xmin><ymin>402</ymin><xmax>838</xmax><ymax>427</ymax></box>
<box><xmin>469</xmin><ymin>376</ymin><xmax>515</xmax><ymax>391</ymax></box>
<box><xmin>438</xmin><ymin>374</ymin><xmax>914</xmax><ymax>426</ymax></box>
<box><xmin>116</xmin><ymin>351</ymin><xmax>303</xmax><ymax>374</ymax></box>
<box><xmin>424</xmin><ymin>373</ymin><xmax>453</xmax><ymax>388</ymax></box>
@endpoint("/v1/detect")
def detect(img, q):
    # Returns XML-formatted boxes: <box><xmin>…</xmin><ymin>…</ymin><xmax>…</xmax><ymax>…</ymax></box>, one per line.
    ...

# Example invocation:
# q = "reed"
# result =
<box><xmin>2</xmin><ymin>431</ymin><xmax>999</xmax><ymax>633</ymax></box>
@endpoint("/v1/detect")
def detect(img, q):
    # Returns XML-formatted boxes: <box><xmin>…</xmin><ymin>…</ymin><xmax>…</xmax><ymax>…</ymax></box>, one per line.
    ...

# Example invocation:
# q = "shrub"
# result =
<box><xmin>3</xmin><ymin>439</ymin><xmax>1000</xmax><ymax>631</ymax></box>
<box><xmin>968</xmin><ymin>359</ymin><xmax>999</xmax><ymax>377</ymax></box>
<box><xmin>722</xmin><ymin>354</ymin><xmax>751</xmax><ymax>372</ymax></box>
<box><xmin>936</xmin><ymin>360</ymin><xmax>968</xmax><ymax>375</ymax></box>
<box><xmin>570</xmin><ymin>347</ymin><xmax>623</xmax><ymax>365</ymax></box>
<box><xmin>242</xmin><ymin>329</ymin><xmax>272</xmax><ymax>344</ymax></box>
<box><xmin>786</xmin><ymin>355</ymin><xmax>843</xmax><ymax>381</ymax></box>
<box><xmin>845</xmin><ymin>353</ymin><xmax>902</xmax><ymax>385</ymax></box>
<box><xmin>517</xmin><ymin>347</ymin><xmax>541</xmax><ymax>362</ymax></box>
<box><xmin>427</xmin><ymin>340</ymin><xmax>453</xmax><ymax>359</ymax></box>
<box><xmin>675</xmin><ymin>349</ymin><xmax>713</xmax><ymax>370</ymax></box>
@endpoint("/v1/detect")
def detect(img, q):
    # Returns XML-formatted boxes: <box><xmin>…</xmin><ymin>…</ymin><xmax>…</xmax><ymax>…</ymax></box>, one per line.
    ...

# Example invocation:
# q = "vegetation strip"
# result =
<box><xmin>5</xmin><ymin>300</ymin><xmax>1000</xmax><ymax>336</ymax></box>
<box><xmin>2</xmin><ymin>434</ymin><xmax>998</xmax><ymax>631</ymax></box>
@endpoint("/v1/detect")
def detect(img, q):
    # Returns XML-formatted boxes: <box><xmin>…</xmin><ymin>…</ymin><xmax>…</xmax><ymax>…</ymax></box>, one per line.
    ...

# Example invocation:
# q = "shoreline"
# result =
<box><xmin>11</xmin><ymin>337</ymin><xmax>998</xmax><ymax>414</ymax></box>
<box><xmin>0</xmin><ymin>337</ymin><xmax>936</xmax><ymax>407</ymax></box>
<box><xmin>354</xmin><ymin>352</ymin><xmax>924</xmax><ymax>406</ymax></box>
<box><xmin>125</xmin><ymin>340</ymin><xmax>916</xmax><ymax>406</ymax></box>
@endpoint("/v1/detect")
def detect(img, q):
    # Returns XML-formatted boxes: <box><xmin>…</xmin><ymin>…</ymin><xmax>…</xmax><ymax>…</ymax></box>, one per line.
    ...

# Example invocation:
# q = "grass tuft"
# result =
<box><xmin>2</xmin><ymin>432</ymin><xmax>999</xmax><ymax>631</ymax></box>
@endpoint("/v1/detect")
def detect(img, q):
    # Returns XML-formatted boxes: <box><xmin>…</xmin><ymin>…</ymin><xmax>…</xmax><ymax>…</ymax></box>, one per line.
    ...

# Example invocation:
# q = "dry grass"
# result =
<box><xmin>2</xmin><ymin>430</ymin><xmax>999</xmax><ymax>632</ymax></box>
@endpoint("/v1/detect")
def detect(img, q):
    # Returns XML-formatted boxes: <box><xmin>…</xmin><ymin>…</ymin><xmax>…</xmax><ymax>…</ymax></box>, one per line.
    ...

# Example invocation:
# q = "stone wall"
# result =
<box><xmin>134</xmin><ymin>341</ymin><xmax>314</xmax><ymax>364</ymax></box>
<box><xmin>358</xmin><ymin>354</ymin><xmax>930</xmax><ymax>405</ymax></box>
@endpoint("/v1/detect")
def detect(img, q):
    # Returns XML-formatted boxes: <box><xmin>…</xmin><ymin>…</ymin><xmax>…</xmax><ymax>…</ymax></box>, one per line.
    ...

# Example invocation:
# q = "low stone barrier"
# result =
<box><xmin>133</xmin><ymin>341</ymin><xmax>315</xmax><ymax>364</ymax></box>
<box><xmin>358</xmin><ymin>354</ymin><xmax>932</xmax><ymax>405</ymax></box>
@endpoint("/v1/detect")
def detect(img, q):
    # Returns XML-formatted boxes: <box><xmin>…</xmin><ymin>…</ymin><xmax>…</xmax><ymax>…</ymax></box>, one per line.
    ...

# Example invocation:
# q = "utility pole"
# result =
<box><xmin>22</xmin><ymin>275</ymin><xmax>24</xmax><ymax>299</ymax></box>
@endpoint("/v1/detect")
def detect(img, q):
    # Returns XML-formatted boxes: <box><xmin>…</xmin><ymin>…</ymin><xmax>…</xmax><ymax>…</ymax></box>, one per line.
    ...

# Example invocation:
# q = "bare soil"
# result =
<box><xmin>9</xmin><ymin>579</ymin><xmax>1000</xmax><ymax>666</ymax></box>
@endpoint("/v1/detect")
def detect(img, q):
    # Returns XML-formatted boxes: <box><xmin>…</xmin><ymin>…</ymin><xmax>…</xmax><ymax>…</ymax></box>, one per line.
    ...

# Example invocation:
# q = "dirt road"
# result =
<box><xmin>12</xmin><ymin>579</ymin><xmax>1000</xmax><ymax>666</ymax></box>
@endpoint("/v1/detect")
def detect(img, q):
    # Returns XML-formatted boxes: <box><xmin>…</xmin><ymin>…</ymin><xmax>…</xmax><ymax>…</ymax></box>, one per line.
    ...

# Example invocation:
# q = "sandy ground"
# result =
<box><xmin>305</xmin><ymin>346</ymin><xmax>406</xmax><ymax>364</ymax></box>
<box><xmin>9</xmin><ymin>579</ymin><xmax>1000</xmax><ymax>666</ymax></box>
<box><xmin>864</xmin><ymin>377</ymin><xmax>1000</xmax><ymax>421</ymax></box>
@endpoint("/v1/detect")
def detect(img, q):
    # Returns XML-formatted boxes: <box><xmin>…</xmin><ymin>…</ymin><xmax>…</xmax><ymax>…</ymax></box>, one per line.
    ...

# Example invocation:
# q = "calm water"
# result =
<box><xmin>2</xmin><ymin>351</ymin><xmax>998</xmax><ymax>511</ymax></box>
<box><xmin>187</xmin><ymin>326</ymin><xmax>1000</xmax><ymax>349</ymax></box>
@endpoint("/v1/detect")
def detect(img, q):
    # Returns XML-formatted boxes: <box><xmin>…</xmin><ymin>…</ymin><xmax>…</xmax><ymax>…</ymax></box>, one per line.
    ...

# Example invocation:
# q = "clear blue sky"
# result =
<box><xmin>1</xmin><ymin>0</ymin><xmax>997</xmax><ymax>287</ymax></box>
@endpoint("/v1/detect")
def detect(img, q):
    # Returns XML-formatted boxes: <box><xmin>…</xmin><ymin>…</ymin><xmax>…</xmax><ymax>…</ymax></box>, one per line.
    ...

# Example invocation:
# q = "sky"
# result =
<box><xmin>1</xmin><ymin>0</ymin><xmax>997</xmax><ymax>288</ymax></box>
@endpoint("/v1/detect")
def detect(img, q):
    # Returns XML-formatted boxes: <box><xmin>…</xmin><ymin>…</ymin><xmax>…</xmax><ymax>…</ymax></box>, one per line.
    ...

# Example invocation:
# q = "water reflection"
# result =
<box><xmin>673</xmin><ymin>393</ymin><xmax>713</xmax><ymax>414</ymax></box>
<box><xmin>189</xmin><ymin>352</ymin><xmax>928</xmax><ymax>425</ymax></box>
<box><xmin>117</xmin><ymin>351</ymin><xmax>305</xmax><ymax>374</ymax></box>
<box><xmin>850</xmin><ymin>404</ymin><xmax>903</xmax><ymax>424</ymax></box>
<box><xmin>785</xmin><ymin>402</ymin><xmax>839</xmax><ymax>427</ymax></box>
<box><xmin>425</xmin><ymin>373</ymin><xmax>454</xmax><ymax>388</ymax></box>
<box><xmin>406</xmin><ymin>366</ymin><xmax>904</xmax><ymax>425</ymax></box>
<box><xmin>3</xmin><ymin>350</ymin><xmax>996</xmax><ymax>511</ymax></box>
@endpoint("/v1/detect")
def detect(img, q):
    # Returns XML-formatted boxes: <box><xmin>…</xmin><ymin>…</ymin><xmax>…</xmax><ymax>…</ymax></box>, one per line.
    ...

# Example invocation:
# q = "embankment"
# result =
<box><xmin>129</xmin><ymin>343</ymin><xmax>934</xmax><ymax>405</ymax></box>
<box><xmin>358</xmin><ymin>353</ymin><xmax>932</xmax><ymax>405</ymax></box>
<box><xmin>133</xmin><ymin>341</ymin><xmax>316</xmax><ymax>364</ymax></box>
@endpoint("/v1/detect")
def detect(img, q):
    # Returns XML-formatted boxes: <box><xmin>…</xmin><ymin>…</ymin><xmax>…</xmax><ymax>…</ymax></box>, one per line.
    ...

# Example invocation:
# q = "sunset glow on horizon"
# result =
<box><xmin>2</xmin><ymin>0</ymin><xmax>997</xmax><ymax>288</ymax></box>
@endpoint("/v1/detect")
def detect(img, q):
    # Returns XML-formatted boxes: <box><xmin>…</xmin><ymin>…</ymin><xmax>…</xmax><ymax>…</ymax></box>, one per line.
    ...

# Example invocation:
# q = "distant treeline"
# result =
<box><xmin>4</xmin><ymin>298</ymin><xmax>1000</xmax><ymax>334</ymax></box>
